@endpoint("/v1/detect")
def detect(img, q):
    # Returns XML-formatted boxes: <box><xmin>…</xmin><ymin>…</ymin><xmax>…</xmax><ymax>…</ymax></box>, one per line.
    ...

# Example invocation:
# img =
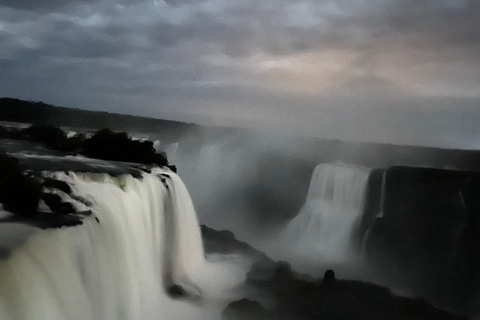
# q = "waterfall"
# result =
<box><xmin>377</xmin><ymin>170</ymin><xmax>386</xmax><ymax>218</ymax></box>
<box><xmin>284</xmin><ymin>162</ymin><xmax>370</xmax><ymax>263</ymax></box>
<box><xmin>0</xmin><ymin>167</ymin><xmax>210</xmax><ymax>320</ymax></box>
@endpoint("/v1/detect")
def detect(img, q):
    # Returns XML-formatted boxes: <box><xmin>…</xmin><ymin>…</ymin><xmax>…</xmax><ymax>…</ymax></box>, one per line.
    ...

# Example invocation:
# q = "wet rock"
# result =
<box><xmin>1</xmin><ymin>174</ymin><xmax>41</xmax><ymax>216</ymax></box>
<box><xmin>200</xmin><ymin>225</ymin><xmax>272</xmax><ymax>263</ymax></box>
<box><xmin>223</xmin><ymin>299</ymin><xmax>271</xmax><ymax>320</ymax></box>
<box><xmin>42</xmin><ymin>178</ymin><xmax>72</xmax><ymax>194</ymax></box>
<box><xmin>167</xmin><ymin>285</ymin><xmax>187</xmax><ymax>298</ymax></box>
<box><xmin>240</xmin><ymin>262</ymin><xmax>467</xmax><ymax>320</ymax></box>
<box><xmin>366</xmin><ymin>166</ymin><xmax>480</xmax><ymax>312</ymax></box>
<box><xmin>41</xmin><ymin>193</ymin><xmax>76</xmax><ymax>215</ymax></box>
<box><xmin>323</xmin><ymin>269</ymin><xmax>335</xmax><ymax>281</ymax></box>
<box><xmin>82</xmin><ymin>129</ymin><xmax>168</xmax><ymax>166</ymax></box>
<box><xmin>32</xmin><ymin>212</ymin><xmax>83</xmax><ymax>229</ymax></box>
<box><xmin>15</xmin><ymin>125</ymin><xmax>67</xmax><ymax>149</ymax></box>
<box><xmin>0</xmin><ymin>126</ymin><xmax>8</xmax><ymax>138</ymax></box>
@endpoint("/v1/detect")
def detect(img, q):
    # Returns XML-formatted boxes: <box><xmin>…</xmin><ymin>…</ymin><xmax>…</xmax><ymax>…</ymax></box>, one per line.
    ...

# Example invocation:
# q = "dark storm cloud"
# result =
<box><xmin>0</xmin><ymin>0</ymin><xmax>97</xmax><ymax>11</ymax></box>
<box><xmin>0</xmin><ymin>0</ymin><xmax>479</xmax><ymax>148</ymax></box>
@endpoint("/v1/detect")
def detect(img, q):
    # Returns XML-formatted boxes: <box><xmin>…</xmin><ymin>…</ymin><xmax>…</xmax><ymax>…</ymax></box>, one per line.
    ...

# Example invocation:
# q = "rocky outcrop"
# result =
<box><xmin>226</xmin><ymin>263</ymin><xmax>467</xmax><ymax>320</ymax></box>
<box><xmin>200</xmin><ymin>225</ymin><xmax>272</xmax><ymax>263</ymax></box>
<box><xmin>42</xmin><ymin>178</ymin><xmax>72</xmax><ymax>194</ymax></box>
<box><xmin>365</xmin><ymin>166</ymin><xmax>480</xmax><ymax>314</ymax></box>
<box><xmin>356</xmin><ymin>168</ymin><xmax>384</xmax><ymax>245</ymax></box>
<box><xmin>82</xmin><ymin>129</ymin><xmax>168</xmax><ymax>166</ymax></box>
<box><xmin>0</xmin><ymin>151</ymin><xmax>89</xmax><ymax>228</ymax></box>
<box><xmin>223</xmin><ymin>299</ymin><xmax>271</xmax><ymax>320</ymax></box>
<box><xmin>2</xmin><ymin>125</ymin><xmax>170</xmax><ymax>166</ymax></box>
<box><xmin>0</xmin><ymin>151</ymin><xmax>41</xmax><ymax>216</ymax></box>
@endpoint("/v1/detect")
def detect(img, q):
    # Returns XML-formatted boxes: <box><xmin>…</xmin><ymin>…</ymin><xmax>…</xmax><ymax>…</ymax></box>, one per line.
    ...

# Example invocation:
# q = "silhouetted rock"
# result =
<box><xmin>0</xmin><ymin>151</ymin><xmax>42</xmax><ymax>216</ymax></box>
<box><xmin>366</xmin><ymin>166</ymin><xmax>480</xmax><ymax>313</ymax></box>
<box><xmin>167</xmin><ymin>285</ymin><xmax>186</xmax><ymax>298</ymax></box>
<box><xmin>357</xmin><ymin>168</ymin><xmax>385</xmax><ymax>245</ymax></box>
<box><xmin>16</xmin><ymin>125</ymin><xmax>67</xmax><ymax>148</ymax></box>
<box><xmin>237</xmin><ymin>262</ymin><xmax>467</xmax><ymax>320</ymax></box>
<box><xmin>41</xmin><ymin>193</ymin><xmax>76</xmax><ymax>215</ymax></box>
<box><xmin>223</xmin><ymin>299</ymin><xmax>271</xmax><ymax>320</ymax></box>
<box><xmin>200</xmin><ymin>224</ymin><xmax>272</xmax><ymax>263</ymax></box>
<box><xmin>82</xmin><ymin>129</ymin><xmax>168</xmax><ymax>166</ymax></box>
<box><xmin>42</xmin><ymin>178</ymin><xmax>72</xmax><ymax>194</ymax></box>
<box><xmin>2</xmin><ymin>174</ymin><xmax>42</xmax><ymax>216</ymax></box>
<box><xmin>273</xmin><ymin>261</ymin><xmax>293</xmax><ymax>283</ymax></box>
<box><xmin>0</xmin><ymin>126</ymin><xmax>8</xmax><ymax>138</ymax></box>
<box><xmin>26</xmin><ymin>212</ymin><xmax>83</xmax><ymax>229</ymax></box>
<box><xmin>323</xmin><ymin>269</ymin><xmax>335</xmax><ymax>282</ymax></box>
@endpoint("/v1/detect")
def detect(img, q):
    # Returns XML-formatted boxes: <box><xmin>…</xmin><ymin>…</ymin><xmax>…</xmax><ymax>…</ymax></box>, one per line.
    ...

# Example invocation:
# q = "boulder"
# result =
<box><xmin>0</xmin><ymin>151</ymin><xmax>41</xmax><ymax>216</ymax></box>
<box><xmin>222</xmin><ymin>299</ymin><xmax>271</xmax><ymax>320</ymax></box>
<box><xmin>42</xmin><ymin>178</ymin><xmax>72</xmax><ymax>194</ymax></box>
<box><xmin>41</xmin><ymin>193</ymin><xmax>76</xmax><ymax>215</ymax></box>
<box><xmin>16</xmin><ymin>125</ymin><xmax>67</xmax><ymax>148</ymax></box>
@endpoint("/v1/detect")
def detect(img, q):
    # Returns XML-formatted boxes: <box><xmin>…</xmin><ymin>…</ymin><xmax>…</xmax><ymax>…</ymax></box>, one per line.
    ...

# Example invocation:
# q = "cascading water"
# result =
<box><xmin>0</xmin><ymin>167</ymin><xmax>245</xmax><ymax>320</ymax></box>
<box><xmin>283</xmin><ymin>162</ymin><xmax>371</xmax><ymax>264</ymax></box>
<box><xmin>378</xmin><ymin>170</ymin><xmax>386</xmax><ymax>218</ymax></box>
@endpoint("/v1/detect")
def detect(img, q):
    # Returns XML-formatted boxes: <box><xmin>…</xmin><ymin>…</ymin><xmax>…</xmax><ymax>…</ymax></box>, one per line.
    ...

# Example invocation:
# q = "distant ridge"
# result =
<box><xmin>0</xmin><ymin>97</ymin><xmax>196</xmax><ymax>139</ymax></box>
<box><xmin>3</xmin><ymin>97</ymin><xmax>480</xmax><ymax>172</ymax></box>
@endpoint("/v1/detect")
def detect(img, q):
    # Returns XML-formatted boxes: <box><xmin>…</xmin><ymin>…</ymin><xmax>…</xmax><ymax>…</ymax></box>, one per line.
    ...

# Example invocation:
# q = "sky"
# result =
<box><xmin>0</xmin><ymin>0</ymin><xmax>479</xmax><ymax>148</ymax></box>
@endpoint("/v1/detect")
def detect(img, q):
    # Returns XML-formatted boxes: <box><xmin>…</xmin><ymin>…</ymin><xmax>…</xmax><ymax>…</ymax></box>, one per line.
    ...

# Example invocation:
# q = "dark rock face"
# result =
<box><xmin>200</xmin><ymin>224</ymin><xmax>272</xmax><ymax>263</ymax></box>
<box><xmin>0</xmin><ymin>151</ymin><xmax>88</xmax><ymax>228</ymax></box>
<box><xmin>0</xmin><ymin>125</ymin><xmax>174</xmax><ymax>228</ymax></box>
<box><xmin>2</xmin><ymin>173</ymin><xmax>42</xmax><ymax>216</ymax></box>
<box><xmin>41</xmin><ymin>193</ymin><xmax>76</xmax><ymax>215</ymax></box>
<box><xmin>324</xmin><ymin>269</ymin><xmax>335</xmax><ymax>281</ymax></box>
<box><xmin>166</xmin><ymin>285</ymin><xmax>187</xmax><ymax>298</ymax></box>
<box><xmin>357</xmin><ymin>168</ymin><xmax>385</xmax><ymax>245</ymax></box>
<box><xmin>229</xmin><ymin>262</ymin><xmax>467</xmax><ymax>320</ymax></box>
<box><xmin>42</xmin><ymin>178</ymin><xmax>72</xmax><ymax>194</ymax></box>
<box><xmin>14</xmin><ymin>125</ymin><xmax>67</xmax><ymax>148</ymax></box>
<box><xmin>222</xmin><ymin>299</ymin><xmax>271</xmax><ymax>320</ymax></box>
<box><xmin>27</xmin><ymin>213</ymin><xmax>83</xmax><ymax>228</ymax></box>
<box><xmin>3</xmin><ymin>124</ymin><xmax>171</xmax><ymax>167</ymax></box>
<box><xmin>5</xmin><ymin>125</ymin><xmax>85</xmax><ymax>152</ymax></box>
<box><xmin>0</xmin><ymin>126</ymin><xmax>9</xmax><ymax>138</ymax></box>
<box><xmin>0</xmin><ymin>151</ymin><xmax>41</xmax><ymax>216</ymax></box>
<box><xmin>365</xmin><ymin>166</ymin><xmax>480</xmax><ymax>314</ymax></box>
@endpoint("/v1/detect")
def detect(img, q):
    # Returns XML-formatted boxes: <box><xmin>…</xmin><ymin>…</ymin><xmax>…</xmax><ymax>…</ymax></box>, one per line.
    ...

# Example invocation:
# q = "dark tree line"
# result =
<box><xmin>0</xmin><ymin>97</ymin><xmax>196</xmax><ymax>140</ymax></box>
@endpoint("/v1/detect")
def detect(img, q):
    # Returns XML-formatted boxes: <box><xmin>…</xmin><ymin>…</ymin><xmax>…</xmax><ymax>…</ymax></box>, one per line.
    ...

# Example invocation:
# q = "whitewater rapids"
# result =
<box><xmin>0</xmin><ymin>167</ymin><xmax>248</xmax><ymax>320</ymax></box>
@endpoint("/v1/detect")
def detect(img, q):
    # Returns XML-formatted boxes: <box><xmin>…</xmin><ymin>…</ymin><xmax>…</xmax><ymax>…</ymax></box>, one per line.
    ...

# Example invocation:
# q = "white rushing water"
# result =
<box><xmin>282</xmin><ymin>162</ymin><xmax>371</xmax><ymax>264</ymax></box>
<box><xmin>0</xmin><ymin>167</ymin><xmax>248</xmax><ymax>320</ymax></box>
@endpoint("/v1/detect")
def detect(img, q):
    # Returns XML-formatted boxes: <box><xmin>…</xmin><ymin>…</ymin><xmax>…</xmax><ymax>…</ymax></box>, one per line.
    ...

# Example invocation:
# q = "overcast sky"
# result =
<box><xmin>0</xmin><ymin>0</ymin><xmax>479</xmax><ymax>148</ymax></box>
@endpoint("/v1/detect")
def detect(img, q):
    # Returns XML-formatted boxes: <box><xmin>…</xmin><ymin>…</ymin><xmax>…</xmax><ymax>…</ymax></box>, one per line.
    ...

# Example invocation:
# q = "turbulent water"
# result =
<box><xmin>0</xmin><ymin>167</ymin><xmax>247</xmax><ymax>320</ymax></box>
<box><xmin>283</xmin><ymin>163</ymin><xmax>371</xmax><ymax>264</ymax></box>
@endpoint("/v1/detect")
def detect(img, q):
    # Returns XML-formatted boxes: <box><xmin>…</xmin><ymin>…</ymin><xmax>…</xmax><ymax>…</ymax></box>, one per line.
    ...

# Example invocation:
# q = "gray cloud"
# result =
<box><xmin>0</xmin><ymin>0</ymin><xmax>97</xmax><ymax>11</ymax></box>
<box><xmin>0</xmin><ymin>0</ymin><xmax>479</xmax><ymax>148</ymax></box>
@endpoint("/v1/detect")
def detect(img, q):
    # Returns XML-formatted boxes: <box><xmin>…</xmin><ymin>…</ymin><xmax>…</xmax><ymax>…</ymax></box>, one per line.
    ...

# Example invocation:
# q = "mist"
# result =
<box><xmin>1</xmin><ymin>0</ymin><xmax>480</xmax><ymax>318</ymax></box>
<box><xmin>1</xmin><ymin>0</ymin><xmax>480</xmax><ymax>149</ymax></box>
